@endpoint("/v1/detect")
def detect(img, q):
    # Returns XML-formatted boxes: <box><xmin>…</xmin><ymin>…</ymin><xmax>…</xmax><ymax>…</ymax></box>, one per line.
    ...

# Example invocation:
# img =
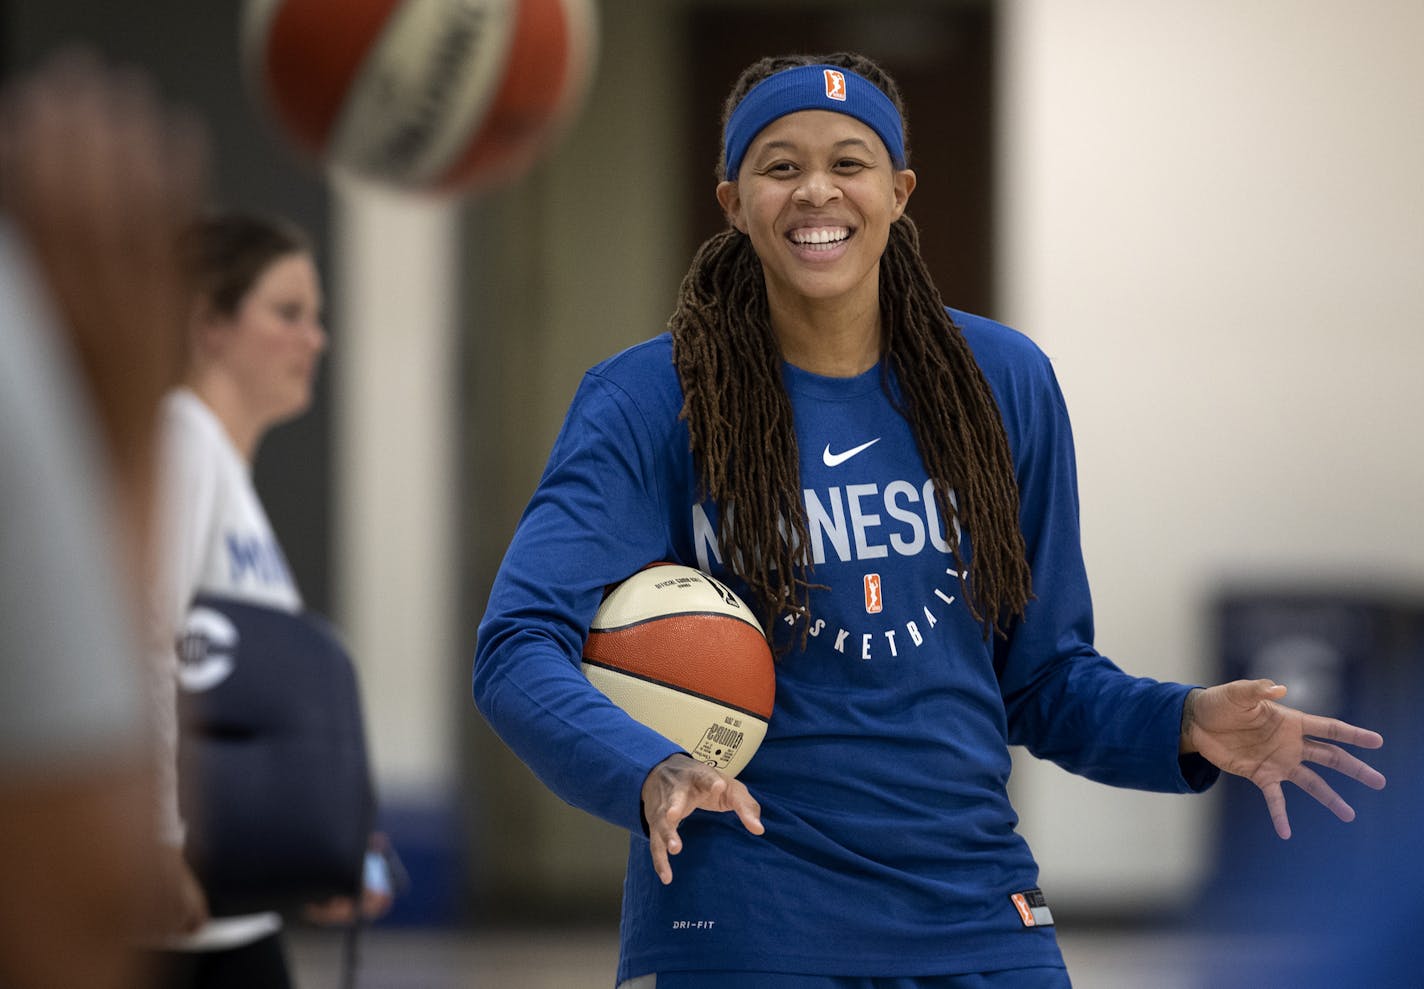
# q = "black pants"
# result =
<box><xmin>154</xmin><ymin>931</ymin><xmax>292</xmax><ymax>989</ymax></box>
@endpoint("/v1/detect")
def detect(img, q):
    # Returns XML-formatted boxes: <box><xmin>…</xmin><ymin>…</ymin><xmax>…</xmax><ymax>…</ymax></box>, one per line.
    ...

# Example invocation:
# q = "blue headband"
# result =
<box><xmin>723</xmin><ymin>64</ymin><xmax>907</xmax><ymax>180</ymax></box>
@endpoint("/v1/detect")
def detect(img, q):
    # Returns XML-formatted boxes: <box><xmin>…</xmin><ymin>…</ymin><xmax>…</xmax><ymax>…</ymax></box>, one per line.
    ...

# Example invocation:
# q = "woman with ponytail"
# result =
<box><xmin>474</xmin><ymin>52</ymin><xmax>1384</xmax><ymax>988</ymax></box>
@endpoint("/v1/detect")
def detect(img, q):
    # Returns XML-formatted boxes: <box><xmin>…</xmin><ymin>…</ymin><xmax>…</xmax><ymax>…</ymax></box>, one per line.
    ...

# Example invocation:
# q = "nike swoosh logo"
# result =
<box><xmin>822</xmin><ymin>438</ymin><xmax>880</xmax><ymax>467</ymax></box>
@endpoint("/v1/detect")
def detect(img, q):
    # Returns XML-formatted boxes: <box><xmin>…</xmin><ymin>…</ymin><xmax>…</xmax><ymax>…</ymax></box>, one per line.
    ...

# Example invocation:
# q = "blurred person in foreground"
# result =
<box><xmin>0</xmin><ymin>52</ymin><xmax>207</xmax><ymax>987</ymax></box>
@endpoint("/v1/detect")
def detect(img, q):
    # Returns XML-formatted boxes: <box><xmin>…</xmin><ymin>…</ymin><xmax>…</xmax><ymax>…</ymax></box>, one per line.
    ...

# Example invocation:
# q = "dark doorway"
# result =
<box><xmin>684</xmin><ymin>2</ymin><xmax>997</xmax><ymax>318</ymax></box>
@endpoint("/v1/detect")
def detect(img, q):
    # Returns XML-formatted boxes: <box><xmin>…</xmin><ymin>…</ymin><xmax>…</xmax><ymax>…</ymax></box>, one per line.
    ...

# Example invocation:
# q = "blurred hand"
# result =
<box><xmin>303</xmin><ymin>834</ymin><xmax>398</xmax><ymax>925</ymax></box>
<box><xmin>641</xmin><ymin>753</ymin><xmax>764</xmax><ymax>885</ymax></box>
<box><xmin>303</xmin><ymin>887</ymin><xmax>393</xmax><ymax>927</ymax></box>
<box><xmin>1181</xmin><ymin>679</ymin><xmax>1386</xmax><ymax>839</ymax></box>
<box><xmin>0</xmin><ymin>49</ymin><xmax>207</xmax><ymax>584</ymax></box>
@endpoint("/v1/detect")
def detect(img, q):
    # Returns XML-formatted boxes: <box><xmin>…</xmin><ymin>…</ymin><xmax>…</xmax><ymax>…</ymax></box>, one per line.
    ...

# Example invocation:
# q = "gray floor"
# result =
<box><xmin>290</xmin><ymin>925</ymin><xmax>1256</xmax><ymax>988</ymax></box>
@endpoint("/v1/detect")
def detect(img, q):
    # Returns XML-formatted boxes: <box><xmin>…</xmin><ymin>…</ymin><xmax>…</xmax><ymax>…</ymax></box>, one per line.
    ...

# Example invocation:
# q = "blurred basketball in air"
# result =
<box><xmin>242</xmin><ymin>0</ymin><xmax>598</xmax><ymax>196</ymax></box>
<box><xmin>582</xmin><ymin>564</ymin><xmax>776</xmax><ymax>779</ymax></box>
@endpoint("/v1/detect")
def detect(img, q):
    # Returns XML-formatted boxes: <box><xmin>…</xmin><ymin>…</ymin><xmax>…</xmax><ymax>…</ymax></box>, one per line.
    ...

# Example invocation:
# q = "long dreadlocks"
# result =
<box><xmin>670</xmin><ymin>52</ymin><xmax>1032</xmax><ymax>643</ymax></box>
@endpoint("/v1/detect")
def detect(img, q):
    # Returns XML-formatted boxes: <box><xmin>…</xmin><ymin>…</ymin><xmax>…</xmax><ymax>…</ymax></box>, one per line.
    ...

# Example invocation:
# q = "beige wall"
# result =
<box><xmin>998</xmin><ymin>0</ymin><xmax>1424</xmax><ymax>906</ymax></box>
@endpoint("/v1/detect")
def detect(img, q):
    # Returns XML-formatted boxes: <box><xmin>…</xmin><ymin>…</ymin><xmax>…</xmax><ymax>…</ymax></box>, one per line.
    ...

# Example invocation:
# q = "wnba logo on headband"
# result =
<box><xmin>723</xmin><ymin>64</ymin><xmax>906</xmax><ymax>179</ymax></box>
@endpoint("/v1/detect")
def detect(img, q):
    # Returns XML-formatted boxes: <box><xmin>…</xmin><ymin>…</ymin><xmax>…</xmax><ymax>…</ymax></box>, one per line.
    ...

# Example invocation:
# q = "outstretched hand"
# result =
<box><xmin>1181</xmin><ymin>679</ymin><xmax>1385</xmax><ymax>839</ymax></box>
<box><xmin>641</xmin><ymin>753</ymin><xmax>764</xmax><ymax>885</ymax></box>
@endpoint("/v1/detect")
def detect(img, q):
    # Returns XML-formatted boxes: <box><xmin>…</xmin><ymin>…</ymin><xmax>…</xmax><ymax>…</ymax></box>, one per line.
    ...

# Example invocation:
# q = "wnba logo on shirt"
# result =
<box><xmin>177</xmin><ymin>605</ymin><xmax>238</xmax><ymax>692</ymax></box>
<box><xmin>823</xmin><ymin>69</ymin><xmax>847</xmax><ymax>101</ymax></box>
<box><xmin>863</xmin><ymin>573</ymin><xmax>883</xmax><ymax>614</ymax></box>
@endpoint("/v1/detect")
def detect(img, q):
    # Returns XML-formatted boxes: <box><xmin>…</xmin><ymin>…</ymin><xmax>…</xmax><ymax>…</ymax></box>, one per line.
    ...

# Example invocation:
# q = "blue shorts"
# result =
<box><xmin>618</xmin><ymin>968</ymin><xmax>1071</xmax><ymax>989</ymax></box>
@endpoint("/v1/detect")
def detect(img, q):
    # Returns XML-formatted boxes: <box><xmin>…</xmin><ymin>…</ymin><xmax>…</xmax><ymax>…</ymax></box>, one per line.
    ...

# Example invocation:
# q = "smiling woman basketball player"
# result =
<box><xmin>473</xmin><ymin>52</ymin><xmax>1386</xmax><ymax>988</ymax></box>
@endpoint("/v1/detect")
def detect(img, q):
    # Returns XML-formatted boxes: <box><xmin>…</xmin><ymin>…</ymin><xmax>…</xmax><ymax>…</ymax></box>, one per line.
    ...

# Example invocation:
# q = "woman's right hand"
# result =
<box><xmin>640</xmin><ymin>753</ymin><xmax>764</xmax><ymax>885</ymax></box>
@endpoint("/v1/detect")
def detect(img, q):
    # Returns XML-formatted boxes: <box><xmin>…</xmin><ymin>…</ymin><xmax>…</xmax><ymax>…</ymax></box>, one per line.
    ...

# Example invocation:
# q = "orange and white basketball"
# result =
<box><xmin>242</xmin><ymin>0</ymin><xmax>597</xmax><ymax>195</ymax></box>
<box><xmin>582</xmin><ymin>564</ymin><xmax>775</xmax><ymax>778</ymax></box>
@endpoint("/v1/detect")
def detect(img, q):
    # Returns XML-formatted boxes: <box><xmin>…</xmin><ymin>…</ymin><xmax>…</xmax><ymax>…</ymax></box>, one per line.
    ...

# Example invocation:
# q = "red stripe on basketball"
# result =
<box><xmin>262</xmin><ymin>0</ymin><xmax>406</xmax><ymax>153</ymax></box>
<box><xmin>581</xmin><ymin>660</ymin><xmax>769</xmax><ymax>723</ymax></box>
<box><xmin>435</xmin><ymin>0</ymin><xmax>572</xmax><ymax>190</ymax></box>
<box><xmin>582</xmin><ymin>613</ymin><xmax>774</xmax><ymax>720</ymax></box>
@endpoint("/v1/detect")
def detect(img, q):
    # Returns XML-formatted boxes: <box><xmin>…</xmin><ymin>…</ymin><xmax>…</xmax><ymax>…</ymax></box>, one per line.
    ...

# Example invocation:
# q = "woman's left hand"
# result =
<box><xmin>303</xmin><ymin>884</ymin><xmax>393</xmax><ymax>926</ymax></box>
<box><xmin>303</xmin><ymin>835</ymin><xmax>398</xmax><ymax>925</ymax></box>
<box><xmin>1180</xmin><ymin>678</ymin><xmax>1386</xmax><ymax>839</ymax></box>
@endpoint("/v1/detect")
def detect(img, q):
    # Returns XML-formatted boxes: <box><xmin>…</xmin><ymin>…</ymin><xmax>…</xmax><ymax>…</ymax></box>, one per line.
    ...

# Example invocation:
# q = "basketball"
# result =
<box><xmin>241</xmin><ymin>0</ymin><xmax>598</xmax><ymax>195</ymax></box>
<box><xmin>582</xmin><ymin>564</ymin><xmax>775</xmax><ymax>778</ymax></box>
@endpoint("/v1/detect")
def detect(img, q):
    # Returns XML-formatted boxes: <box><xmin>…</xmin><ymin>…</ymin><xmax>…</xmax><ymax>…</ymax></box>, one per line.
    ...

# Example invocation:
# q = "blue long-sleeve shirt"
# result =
<box><xmin>474</xmin><ymin>310</ymin><xmax>1216</xmax><ymax>980</ymax></box>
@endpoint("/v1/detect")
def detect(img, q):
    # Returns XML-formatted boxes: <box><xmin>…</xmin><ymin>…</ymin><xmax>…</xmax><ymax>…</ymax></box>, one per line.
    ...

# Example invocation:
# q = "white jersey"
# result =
<box><xmin>156</xmin><ymin>388</ymin><xmax>301</xmax><ymax>626</ymax></box>
<box><xmin>151</xmin><ymin>387</ymin><xmax>302</xmax><ymax>949</ymax></box>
